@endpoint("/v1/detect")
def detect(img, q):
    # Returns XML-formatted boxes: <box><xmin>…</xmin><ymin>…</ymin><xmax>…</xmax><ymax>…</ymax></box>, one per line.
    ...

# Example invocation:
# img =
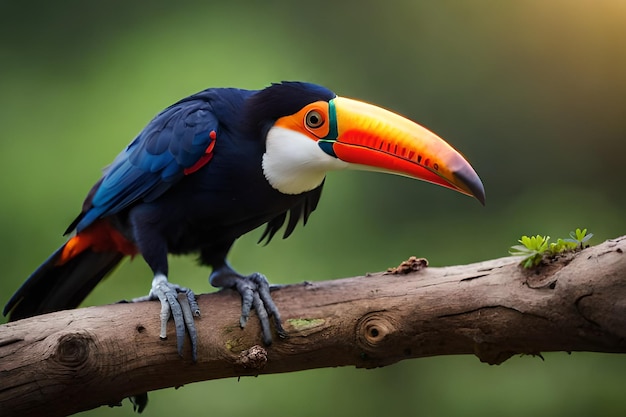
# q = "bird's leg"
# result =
<box><xmin>132</xmin><ymin>273</ymin><xmax>200</xmax><ymax>361</ymax></box>
<box><xmin>128</xmin><ymin>208</ymin><xmax>201</xmax><ymax>361</ymax></box>
<box><xmin>210</xmin><ymin>263</ymin><xmax>286</xmax><ymax>345</ymax></box>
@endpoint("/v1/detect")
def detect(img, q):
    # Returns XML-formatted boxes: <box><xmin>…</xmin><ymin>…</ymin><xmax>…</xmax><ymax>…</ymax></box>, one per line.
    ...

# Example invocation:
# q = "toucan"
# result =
<box><xmin>4</xmin><ymin>81</ymin><xmax>485</xmax><ymax>364</ymax></box>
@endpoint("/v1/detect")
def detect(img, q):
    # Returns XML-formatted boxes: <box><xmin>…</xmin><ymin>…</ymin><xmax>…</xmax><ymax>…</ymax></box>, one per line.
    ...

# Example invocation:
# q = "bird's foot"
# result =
<box><xmin>132</xmin><ymin>274</ymin><xmax>200</xmax><ymax>361</ymax></box>
<box><xmin>210</xmin><ymin>266</ymin><xmax>286</xmax><ymax>345</ymax></box>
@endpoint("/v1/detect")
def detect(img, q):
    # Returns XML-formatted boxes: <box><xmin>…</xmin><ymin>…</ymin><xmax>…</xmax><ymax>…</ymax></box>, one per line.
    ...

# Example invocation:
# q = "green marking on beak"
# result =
<box><xmin>319</xmin><ymin>98</ymin><xmax>339</xmax><ymax>157</ymax></box>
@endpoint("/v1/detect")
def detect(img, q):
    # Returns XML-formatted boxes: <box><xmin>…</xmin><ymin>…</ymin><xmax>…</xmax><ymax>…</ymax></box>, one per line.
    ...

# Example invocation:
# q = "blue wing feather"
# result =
<box><xmin>74</xmin><ymin>97</ymin><xmax>219</xmax><ymax>232</ymax></box>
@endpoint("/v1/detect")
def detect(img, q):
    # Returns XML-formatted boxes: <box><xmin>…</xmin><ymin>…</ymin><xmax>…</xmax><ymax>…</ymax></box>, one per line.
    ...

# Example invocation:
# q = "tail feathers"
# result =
<box><xmin>4</xmin><ymin>245</ymin><xmax>124</xmax><ymax>321</ymax></box>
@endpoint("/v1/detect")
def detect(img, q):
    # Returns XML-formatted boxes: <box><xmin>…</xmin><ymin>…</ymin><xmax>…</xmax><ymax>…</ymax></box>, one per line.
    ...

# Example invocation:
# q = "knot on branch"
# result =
<box><xmin>356</xmin><ymin>312</ymin><xmax>397</xmax><ymax>349</ymax></box>
<box><xmin>53</xmin><ymin>331</ymin><xmax>97</xmax><ymax>370</ymax></box>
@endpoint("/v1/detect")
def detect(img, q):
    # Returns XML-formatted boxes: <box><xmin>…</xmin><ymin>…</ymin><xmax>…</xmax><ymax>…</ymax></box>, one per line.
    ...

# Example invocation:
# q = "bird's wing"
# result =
<box><xmin>70</xmin><ymin>99</ymin><xmax>219</xmax><ymax>233</ymax></box>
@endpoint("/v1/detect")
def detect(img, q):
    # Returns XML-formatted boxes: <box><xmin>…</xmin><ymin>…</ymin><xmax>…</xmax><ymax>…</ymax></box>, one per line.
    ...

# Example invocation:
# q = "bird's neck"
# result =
<box><xmin>262</xmin><ymin>126</ymin><xmax>348</xmax><ymax>195</ymax></box>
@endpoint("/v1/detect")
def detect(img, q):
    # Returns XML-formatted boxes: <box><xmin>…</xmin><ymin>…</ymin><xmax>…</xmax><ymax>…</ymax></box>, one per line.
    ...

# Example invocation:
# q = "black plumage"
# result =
<box><xmin>5</xmin><ymin>82</ymin><xmax>333</xmax><ymax>321</ymax></box>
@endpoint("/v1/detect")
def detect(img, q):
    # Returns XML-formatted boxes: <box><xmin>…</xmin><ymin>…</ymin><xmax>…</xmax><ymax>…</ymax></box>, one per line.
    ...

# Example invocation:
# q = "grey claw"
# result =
<box><xmin>237</xmin><ymin>273</ymin><xmax>282</xmax><ymax>344</ymax></box>
<box><xmin>186</xmin><ymin>289</ymin><xmax>201</xmax><ymax>317</ymax></box>
<box><xmin>134</xmin><ymin>274</ymin><xmax>200</xmax><ymax>360</ymax></box>
<box><xmin>178</xmin><ymin>293</ymin><xmax>198</xmax><ymax>361</ymax></box>
<box><xmin>251</xmin><ymin>291</ymin><xmax>272</xmax><ymax>345</ymax></box>
<box><xmin>210</xmin><ymin>265</ymin><xmax>284</xmax><ymax>345</ymax></box>
<box><xmin>164</xmin><ymin>290</ymin><xmax>185</xmax><ymax>356</ymax></box>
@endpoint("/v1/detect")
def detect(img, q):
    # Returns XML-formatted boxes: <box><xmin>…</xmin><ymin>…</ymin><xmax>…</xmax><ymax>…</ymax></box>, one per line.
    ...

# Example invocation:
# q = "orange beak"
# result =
<box><xmin>276</xmin><ymin>96</ymin><xmax>485</xmax><ymax>204</ymax></box>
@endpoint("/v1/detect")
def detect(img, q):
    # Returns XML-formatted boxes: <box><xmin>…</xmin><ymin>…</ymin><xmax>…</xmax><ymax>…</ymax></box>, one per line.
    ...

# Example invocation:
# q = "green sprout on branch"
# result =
<box><xmin>563</xmin><ymin>228</ymin><xmax>594</xmax><ymax>249</ymax></box>
<box><xmin>509</xmin><ymin>235</ymin><xmax>551</xmax><ymax>269</ymax></box>
<box><xmin>509</xmin><ymin>228</ymin><xmax>593</xmax><ymax>269</ymax></box>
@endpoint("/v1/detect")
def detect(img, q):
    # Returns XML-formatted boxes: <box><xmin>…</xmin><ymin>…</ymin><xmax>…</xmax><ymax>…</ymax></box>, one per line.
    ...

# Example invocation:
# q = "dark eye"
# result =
<box><xmin>305</xmin><ymin>110</ymin><xmax>324</xmax><ymax>128</ymax></box>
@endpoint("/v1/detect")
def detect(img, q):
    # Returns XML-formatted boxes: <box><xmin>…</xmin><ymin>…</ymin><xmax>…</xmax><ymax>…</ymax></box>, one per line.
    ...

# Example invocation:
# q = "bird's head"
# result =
<box><xmin>250</xmin><ymin>82</ymin><xmax>485</xmax><ymax>204</ymax></box>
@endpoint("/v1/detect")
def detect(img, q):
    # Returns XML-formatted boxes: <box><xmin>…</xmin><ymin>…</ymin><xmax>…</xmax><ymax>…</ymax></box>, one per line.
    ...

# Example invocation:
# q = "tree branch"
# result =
<box><xmin>1</xmin><ymin>236</ymin><xmax>625</xmax><ymax>417</ymax></box>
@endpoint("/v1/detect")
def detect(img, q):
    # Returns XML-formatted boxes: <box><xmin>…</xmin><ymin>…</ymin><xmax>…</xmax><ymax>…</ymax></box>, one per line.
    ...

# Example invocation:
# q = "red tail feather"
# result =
<box><xmin>57</xmin><ymin>220</ymin><xmax>138</xmax><ymax>266</ymax></box>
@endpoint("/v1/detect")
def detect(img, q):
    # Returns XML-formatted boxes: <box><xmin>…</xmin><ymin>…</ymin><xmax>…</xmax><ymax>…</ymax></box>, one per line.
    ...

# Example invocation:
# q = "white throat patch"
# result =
<box><xmin>262</xmin><ymin>126</ymin><xmax>348</xmax><ymax>195</ymax></box>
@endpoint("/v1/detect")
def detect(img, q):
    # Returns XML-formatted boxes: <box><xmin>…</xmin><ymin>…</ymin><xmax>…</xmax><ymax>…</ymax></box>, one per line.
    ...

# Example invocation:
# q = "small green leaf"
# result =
<box><xmin>565</xmin><ymin>228</ymin><xmax>594</xmax><ymax>248</ymax></box>
<box><xmin>509</xmin><ymin>235</ymin><xmax>550</xmax><ymax>268</ymax></box>
<box><xmin>519</xmin><ymin>235</ymin><xmax>550</xmax><ymax>252</ymax></box>
<box><xmin>509</xmin><ymin>245</ymin><xmax>534</xmax><ymax>256</ymax></box>
<box><xmin>510</xmin><ymin>229</ymin><xmax>593</xmax><ymax>269</ymax></box>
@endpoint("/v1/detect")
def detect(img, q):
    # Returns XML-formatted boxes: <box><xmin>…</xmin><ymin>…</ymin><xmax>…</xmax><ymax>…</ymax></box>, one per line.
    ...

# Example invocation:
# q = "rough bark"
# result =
<box><xmin>1</xmin><ymin>236</ymin><xmax>625</xmax><ymax>417</ymax></box>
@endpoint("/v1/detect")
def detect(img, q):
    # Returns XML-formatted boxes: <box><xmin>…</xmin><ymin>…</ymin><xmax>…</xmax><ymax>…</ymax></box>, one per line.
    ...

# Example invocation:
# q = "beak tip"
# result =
<box><xmin>476</xmin><ymin>192</ymin><xmax>486</xmax><ymax>206</ymax></box>
<box><xmin>453</xmin><ymin>167</ymin><xmax>486</xmax><ymax>206</ymax></box>
<box><xmin>472</xmin><ymin>181</ymin><xmax>486</xmax><ymax>206</ymax></box>
<box><xmin>470</xmin><ymin>185</ymin><xmax>486</xmax><ymax>206</ymax></box>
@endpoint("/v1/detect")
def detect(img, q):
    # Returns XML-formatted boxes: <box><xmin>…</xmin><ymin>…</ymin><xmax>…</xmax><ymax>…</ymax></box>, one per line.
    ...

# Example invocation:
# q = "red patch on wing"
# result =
<box><xmin>184</xmin><ymin>130</ymin><xmax>217</xmax><ymax>175</ymax></box>
<box><xmin>57</xmin><ymin>219</ymin><xmax>138</xmax><ymax>265</ymax></box>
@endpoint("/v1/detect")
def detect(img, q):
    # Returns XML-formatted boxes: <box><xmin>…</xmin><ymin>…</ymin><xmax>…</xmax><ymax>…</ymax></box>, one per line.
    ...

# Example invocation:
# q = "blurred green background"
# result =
<box><xmin>1</xmin><ymin>0</ymin><xmax>625</xmax><ymax>416</ymax></box>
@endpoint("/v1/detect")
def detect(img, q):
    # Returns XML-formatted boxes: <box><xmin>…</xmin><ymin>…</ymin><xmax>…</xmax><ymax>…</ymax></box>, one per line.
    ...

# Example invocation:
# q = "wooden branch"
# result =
<box><xmin>1</xmin><ymin>236</ymin><xmax>625</xmax><ymax>417</ymax></box>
